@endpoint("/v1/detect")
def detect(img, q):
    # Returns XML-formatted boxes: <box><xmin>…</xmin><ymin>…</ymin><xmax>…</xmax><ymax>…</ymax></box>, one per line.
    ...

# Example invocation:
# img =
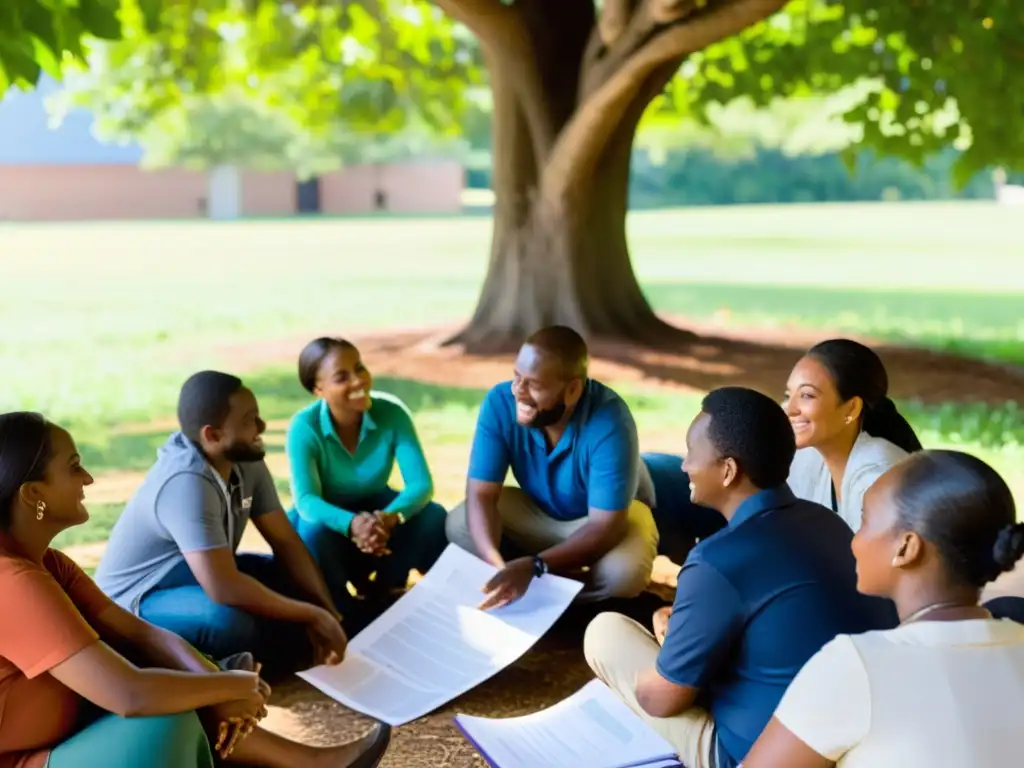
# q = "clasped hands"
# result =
<box><xmin>206</xmin><ymin>661</ymin><xmax>271</xmax><ymax>760</ymax></box>
<box><xmin>350</xmin><ymin>510</ymin><xmax>401</xmax><ymax>555</ymax></box>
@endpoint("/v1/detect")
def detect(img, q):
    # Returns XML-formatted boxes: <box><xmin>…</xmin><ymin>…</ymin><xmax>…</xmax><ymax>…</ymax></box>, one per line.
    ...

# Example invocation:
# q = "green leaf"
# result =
<box><xmin>31</xmin><ymin>35</ymin><xmax>63</xmax><ymax>79</ymax></box>
<box><xmin>77</xmin><ymin>0</ymin><xmax>122</xmax><ymax>40</ymax></box>
<box><xmin>0</xmin><ymin>38</ymin><xmax>43</xmax><ymax>87</ymax></box>
<box><xmin>137</xmin><ymin>0</ymin><xmax>163</xmax><ymax>34</ymax></box>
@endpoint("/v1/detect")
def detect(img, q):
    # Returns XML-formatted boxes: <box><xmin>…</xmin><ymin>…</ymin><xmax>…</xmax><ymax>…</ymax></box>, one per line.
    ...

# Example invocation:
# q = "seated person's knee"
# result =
<box><xmin>584</xmin><ymin>611</ymin><xmax>638</xmax><ymax>662</ymax></box>
<box><xmin>593</xmin><ymin>553</ymin><xmax>651</xmax><ymax>599</ymax></box>
<box><xmin>444</xmin><ymin>501</ymin><xmax>476</xmax><ymax>552</ymax></box>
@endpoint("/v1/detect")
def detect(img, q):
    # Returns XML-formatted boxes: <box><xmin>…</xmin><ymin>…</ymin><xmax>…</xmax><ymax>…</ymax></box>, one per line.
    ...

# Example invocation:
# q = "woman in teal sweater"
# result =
<box><xmin>286</xmin><ymin>337</ymin><xmax>448</xmax><ymax>631</ymax></box>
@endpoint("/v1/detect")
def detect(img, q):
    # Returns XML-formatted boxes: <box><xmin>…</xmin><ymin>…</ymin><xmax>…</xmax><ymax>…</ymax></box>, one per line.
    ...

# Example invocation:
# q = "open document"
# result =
<box><xmin>455</xmin><ymin>678</ymin><xmax>681</xmax><ymax>768</ymax></box>
<box><xmin>298</xmin><ymin>544</ymin><xmax>583</xmax><ymax>725</ymax></box>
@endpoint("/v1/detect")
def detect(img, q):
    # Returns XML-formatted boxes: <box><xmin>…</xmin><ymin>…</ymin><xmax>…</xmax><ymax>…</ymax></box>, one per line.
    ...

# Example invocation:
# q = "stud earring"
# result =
<box><xmin>35</xmin><ymin>500</ymin><xmax>46</xmax><ymax>521</ymax></box>
<box><xmin>845</xmin><ymin>416</ymin><xmax>853</xmax><ymax>424</ymax></box>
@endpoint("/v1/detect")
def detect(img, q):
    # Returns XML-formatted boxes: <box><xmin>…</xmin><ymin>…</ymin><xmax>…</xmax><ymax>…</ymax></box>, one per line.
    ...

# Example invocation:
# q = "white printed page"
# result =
<box><xmin>455</xmin><ymin>678</ymin><xmax>679</xmax><ymax>768</ymax></box>
<box><xmin>298</xmin><ymin>545</ymin><xmax>583</xmax><ymax>725</ymax></box>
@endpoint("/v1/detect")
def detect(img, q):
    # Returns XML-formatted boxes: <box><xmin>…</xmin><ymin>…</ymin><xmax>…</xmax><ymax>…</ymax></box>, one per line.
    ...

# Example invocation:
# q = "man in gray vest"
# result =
<box><xmin>96</xmin><ymin>370</ymin><xmax>348</xmax><ymax>678</ymax></box>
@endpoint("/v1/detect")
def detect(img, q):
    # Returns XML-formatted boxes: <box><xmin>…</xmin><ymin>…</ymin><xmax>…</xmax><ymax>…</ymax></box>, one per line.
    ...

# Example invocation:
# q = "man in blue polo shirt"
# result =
<box><xmin>445</xmin><ymin>325</ymin><xmax>658</xmax><ymax>607</ymax></box>
<box><xmin>584</xmin><ymin>387</ymin><xmax>897</xmax><ymax>768</ymax></box>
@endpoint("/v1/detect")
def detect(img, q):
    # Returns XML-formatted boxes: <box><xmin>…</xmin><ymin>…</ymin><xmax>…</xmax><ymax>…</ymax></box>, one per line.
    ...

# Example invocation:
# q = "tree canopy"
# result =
<box><xmin>4</xmin><ymin>1</ymin><xmax>1022</xmax><ymax>181</ymax></box>
<box><xmin>4</xmin><ymin>0</ymin><xmax>1022</xmax><ymax>348</ymax></box>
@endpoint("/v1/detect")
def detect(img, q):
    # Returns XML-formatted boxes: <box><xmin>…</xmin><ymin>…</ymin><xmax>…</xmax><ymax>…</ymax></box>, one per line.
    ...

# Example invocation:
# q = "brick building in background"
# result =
<box><xmin>0</xmin><ymin>79</ymin><xmax>464</xmax><ymax>222</ymax></box>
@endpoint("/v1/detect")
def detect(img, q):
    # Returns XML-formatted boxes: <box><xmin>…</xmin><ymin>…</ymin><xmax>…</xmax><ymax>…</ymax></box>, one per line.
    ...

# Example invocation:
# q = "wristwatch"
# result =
<box><xmin>532</xmin><ymin>555</ymin><xmax>548</xmax><ymax>578</ymax></box>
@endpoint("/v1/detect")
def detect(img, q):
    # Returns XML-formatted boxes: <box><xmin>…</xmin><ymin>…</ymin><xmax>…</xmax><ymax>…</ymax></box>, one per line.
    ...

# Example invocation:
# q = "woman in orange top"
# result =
<box><xmin>0</xmin><ymin>411</ymin><xmax>390</xmax><ymax>768</ymax></box>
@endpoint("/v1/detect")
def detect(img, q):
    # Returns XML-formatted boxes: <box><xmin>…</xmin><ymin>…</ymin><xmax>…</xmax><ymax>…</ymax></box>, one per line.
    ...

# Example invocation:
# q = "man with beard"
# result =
<box><xmin>95</xmin><ymin>371</ymin><xmax>347</xmax><ymax>679</ymax></box>
<box><xmin>446</xmin><ymin>326</ymin><xmax>658</xmax><ymax>608</ymax></box>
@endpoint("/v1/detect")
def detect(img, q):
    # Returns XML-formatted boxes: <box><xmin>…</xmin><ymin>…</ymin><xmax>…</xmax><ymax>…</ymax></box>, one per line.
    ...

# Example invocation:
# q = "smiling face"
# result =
<box><xmin>681</xmin><ymin>412</ymin><xmax>734</xmax><ymax>511</ymax></box>
<box><xmin>23</xmin><ymin>426</ymin><xmax>94</xmax><ymax>530</ymax></box>
<box><xmin>314</xmin><ymin>345</ymin><xmax>373</xmax><ymax>415</ymax></box>
<box><xmin>783</xmin><ymin>355</ymin><xmax>861</xmax><ymax>450</ymax></box>
<box><xmin>208</xmin><ymin>387</ymin><xmax>267</xmax><ymax>463</ymax></box>
<box><xmin>510</xmin><ymin>343</ymin><xmax>582</xmax><ymax>428</ymax></box>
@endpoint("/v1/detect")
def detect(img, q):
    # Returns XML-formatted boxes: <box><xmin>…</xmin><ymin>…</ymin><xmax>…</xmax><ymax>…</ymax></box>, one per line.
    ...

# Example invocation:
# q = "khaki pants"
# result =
<box><xmin>445</xmin><ymin>486</ymin><xmax>658</xmax><ymax>602</ymax></box>
<box><xmin>584</xmin><ymin>612</ymin><xmax>716</xmax><ymax>768</ymax></box>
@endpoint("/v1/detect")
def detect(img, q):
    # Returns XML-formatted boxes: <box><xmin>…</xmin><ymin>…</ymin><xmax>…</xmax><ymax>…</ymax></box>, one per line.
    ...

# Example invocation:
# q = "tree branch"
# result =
<box><xmin>581</xmin><ymin>0</ymin><xmax>702</xmax><ymax>99</ymax></box>
<box><xmin>431</xmin><ymin>0</ymin><xmax>514</xmax><ymax>50</ymax></box>
<box><xmin>543</xmin><ymin>0</ymin><xmax>790</xmax><ymax>202</ymax></box>
<box><xmin>598</xmin><ymin>0</ymin><xmax>636</xmax><ymax>46</ymax></box>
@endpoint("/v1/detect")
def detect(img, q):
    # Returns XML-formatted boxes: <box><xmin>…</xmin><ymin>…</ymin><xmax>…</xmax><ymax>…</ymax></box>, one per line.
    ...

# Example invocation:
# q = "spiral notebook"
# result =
<box><xmin>454</xmin><ymin>678</ymin><xmax>682</xmax><ymax>768</ymax></box>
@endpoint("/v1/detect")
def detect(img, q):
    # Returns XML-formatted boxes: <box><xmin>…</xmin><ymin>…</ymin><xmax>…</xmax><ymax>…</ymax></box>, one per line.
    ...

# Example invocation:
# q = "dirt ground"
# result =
<box><xmin>196</xmin><ymin>320</ymin><xmax>1024</xmax><ymax>765</ymax></box>
<box><xmin>221</xmin><ymin>316</ymin><xmax>1023</xmax><ymax>406</ymax></box>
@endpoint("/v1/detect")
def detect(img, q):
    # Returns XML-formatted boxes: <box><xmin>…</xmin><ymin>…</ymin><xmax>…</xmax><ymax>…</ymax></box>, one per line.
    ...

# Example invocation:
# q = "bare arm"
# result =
<box><xmin>253</xmin><ymin>510</ymin><xmax>339</xmax><ymax>617</ymax></box>
<box><xmin>92</xmin><ymin>601</ymin><xmax>219</xmax><ymax>674</ymax></box>
<box><xmin>183</xmin><ymin>547</ymin><xmax>322</xmax><ymax>624</ymax></box>
<box><xmin>744</xmin><ymin>718</ymin><xmax>836</xmax><ymax>768</ymax></box>
<box><xmin>635</xmin><ymin>668</ymin><xmax>700</xmax><ymax>718</ymax></box>
<box><xmin>539</xmin><ymin>507</ymin><xmax>628</xmax><ymax>573</ymax></box>
<box><xmin>466</xmin><ymin>478</ymin><xmax>506</xmax><ymax>568</ymax></box>
<box><xmin>48</xmin><ymin>641</ymin><xmax>260</xmax><ymax>718</ymax></box>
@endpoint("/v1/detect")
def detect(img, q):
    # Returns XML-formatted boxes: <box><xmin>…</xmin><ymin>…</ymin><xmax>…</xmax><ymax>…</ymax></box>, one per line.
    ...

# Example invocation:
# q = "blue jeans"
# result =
<box><xmin>642</xmin><ymin>452</ymin><xmax>727</xmax><ymax>563</ymax></box>
<box><xmin>289</xmin><ymin>488</ymin><xmax>449</xmax><ymax>634</ymax></box>
<box><xmin>138</xmin><ymin>554</ymin><xmax>312</xmax><ymax>678</ymax></box>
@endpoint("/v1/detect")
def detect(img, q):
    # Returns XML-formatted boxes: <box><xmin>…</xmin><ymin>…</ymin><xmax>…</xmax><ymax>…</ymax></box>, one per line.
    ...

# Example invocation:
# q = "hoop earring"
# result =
<box><xmin>35</xmin><ymin>501</ymin><xmax>46</xmax><ymax>521</ymax></box>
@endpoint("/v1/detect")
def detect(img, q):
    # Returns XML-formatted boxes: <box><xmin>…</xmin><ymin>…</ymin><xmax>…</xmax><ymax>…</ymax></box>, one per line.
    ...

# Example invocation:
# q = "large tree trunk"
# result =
<box><xmin>437</xmin><ymin>0</ymin><xmax>790</xmax><ymax>353</ymax></box>
<box><xmin>448</xmin><ymin>67</ymin><xmax>680</xmax><ymax>352</ymax></box>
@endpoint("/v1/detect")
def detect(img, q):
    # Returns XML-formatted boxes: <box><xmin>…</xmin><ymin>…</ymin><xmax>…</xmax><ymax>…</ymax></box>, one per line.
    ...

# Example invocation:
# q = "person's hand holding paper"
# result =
<box><xmin>306</xmin><ymin>606</ymin><xmax>349</xmax><ymax>665</ymax></box>
<box><xmin>478</xmin><ymin>556</ymin><xmax>536</xmax><ymax>610</ymax></box>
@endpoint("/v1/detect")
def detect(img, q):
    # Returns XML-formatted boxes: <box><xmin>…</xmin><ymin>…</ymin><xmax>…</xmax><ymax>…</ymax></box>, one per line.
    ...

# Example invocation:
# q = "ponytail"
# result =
<box><xmin>862</xmin><ymin>397</ymin><xmax>923</xmax><ymax>454</ymax></box>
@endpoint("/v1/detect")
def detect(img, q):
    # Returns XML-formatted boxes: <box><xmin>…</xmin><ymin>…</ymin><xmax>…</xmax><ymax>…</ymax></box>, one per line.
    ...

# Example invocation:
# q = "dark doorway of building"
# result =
<box><xmin>296</xmin><ymin>177</ymin><xmax>321</xmax><ymax>214</ymax></box>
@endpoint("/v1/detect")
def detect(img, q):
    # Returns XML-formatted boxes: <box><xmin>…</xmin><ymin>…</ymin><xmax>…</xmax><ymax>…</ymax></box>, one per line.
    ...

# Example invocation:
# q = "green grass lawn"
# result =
<box><xmin>1</xmin><ymin>201</ymin><xmax>1021</xmax><ymax>547</ymax></box>
<box><xmin>2</xmin><ymin>200</ymin><xmax>1022</xmax><ymax>427</ymax></box>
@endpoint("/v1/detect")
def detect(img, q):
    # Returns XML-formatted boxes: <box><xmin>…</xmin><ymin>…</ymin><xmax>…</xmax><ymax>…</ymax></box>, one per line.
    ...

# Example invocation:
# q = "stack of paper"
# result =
<box><xmin>454</xmin><ymin>678</ymin><xmax>682</xmax><ymax>768</ymax></box>
<box><xmin>298</xmin><ymin>544</ymin><xmax>584</xmax><ymax>725</ymax></box>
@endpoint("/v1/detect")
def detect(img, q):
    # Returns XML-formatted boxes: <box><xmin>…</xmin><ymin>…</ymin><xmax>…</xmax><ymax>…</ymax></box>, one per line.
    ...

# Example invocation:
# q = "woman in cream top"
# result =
<box><xmin>783</xmin><ymin>339</ymin><xmax>921</xmax><ymax>531</ymax></box>
<box><xmin>743</xmin><ymin>450</ymin><xmax>1024</xmax><ymax>768</ymax></box>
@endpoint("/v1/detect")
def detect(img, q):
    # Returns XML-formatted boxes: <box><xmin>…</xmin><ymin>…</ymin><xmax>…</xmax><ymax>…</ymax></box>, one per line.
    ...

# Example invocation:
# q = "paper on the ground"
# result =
<box><xmin>454</xmin><ymin>678</ymin><xmax>679</xmax><ymax>768</ymax></box>
<box><xmin>298</xmin><ymin>544</ymin><xmax>583</xmax><ymax>725</ymax></box>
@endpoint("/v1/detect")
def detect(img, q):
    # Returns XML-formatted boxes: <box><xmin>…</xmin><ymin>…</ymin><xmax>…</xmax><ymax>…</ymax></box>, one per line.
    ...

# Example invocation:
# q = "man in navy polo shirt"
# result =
<box><xmin>445</xmin><ymin>325</ymin><xmax>658</xmax><ymax>607</ymax></box>
<box><xmin>584</xmin><ymin>387</ymin><xmax>897</xmax><ymax>768</ymax></box>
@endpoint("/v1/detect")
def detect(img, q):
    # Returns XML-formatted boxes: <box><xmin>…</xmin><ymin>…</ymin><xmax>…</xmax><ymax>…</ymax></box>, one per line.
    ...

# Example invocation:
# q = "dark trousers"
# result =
<box><xmin>985</xmin><ymin>596</ymin><xmax>1024</xmax><ymax>624</ymax></box>
<box><xmin>642</xmin><ymin>452</ymin><xmax>727</xmax><ymax>564</ymax></box>
<box><xmin>288</xmin><ymin>487</ymin><xmax>449</xmax><ymax>635</ymax></box>
<box><xmin>138</xmin><ymin>554</ymin><xmax>313</xmax><ymax>679</ymax></box>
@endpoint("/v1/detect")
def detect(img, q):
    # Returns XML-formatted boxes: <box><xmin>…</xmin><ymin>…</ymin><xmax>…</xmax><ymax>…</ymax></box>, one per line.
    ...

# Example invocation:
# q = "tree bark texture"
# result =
<box><xmin>439</xmin><ymin>0</ymin><xmax>790</xmax><ymax>352</ymax></box>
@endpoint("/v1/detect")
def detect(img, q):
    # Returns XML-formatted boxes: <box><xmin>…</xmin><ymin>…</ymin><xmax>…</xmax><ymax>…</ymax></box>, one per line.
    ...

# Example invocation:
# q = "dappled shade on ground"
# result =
<box><xmin>219</xmin><ymin>318</ymin><xmax>1024</xmax><ymax>406</ymax></box>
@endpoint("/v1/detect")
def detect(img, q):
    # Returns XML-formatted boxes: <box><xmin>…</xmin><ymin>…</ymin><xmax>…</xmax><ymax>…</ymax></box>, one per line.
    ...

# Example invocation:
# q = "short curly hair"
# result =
<box><xmin>701</xmin><ymin>386</ymin><xmax>795</xmax><ymax>489</ymax></box>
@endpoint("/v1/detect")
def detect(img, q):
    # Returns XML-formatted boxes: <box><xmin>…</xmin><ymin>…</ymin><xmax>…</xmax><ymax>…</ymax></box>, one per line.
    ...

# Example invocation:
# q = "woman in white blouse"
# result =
<box><xmin>743</xmin><ymin>450</ymin><xmax>1024</xmax><ymax>768</ymax></box>
<box><xmin>784</xmin><ymin>339</ymin><xmax>921</xmax><ymax>532</ymax></box>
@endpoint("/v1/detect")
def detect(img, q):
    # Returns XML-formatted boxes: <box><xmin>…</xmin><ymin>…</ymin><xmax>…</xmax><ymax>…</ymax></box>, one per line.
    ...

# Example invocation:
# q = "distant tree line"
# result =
<box><xmin>466</xmin><ymin>147</ymin><xmax>999</xmax><ymax>209</ymax></box>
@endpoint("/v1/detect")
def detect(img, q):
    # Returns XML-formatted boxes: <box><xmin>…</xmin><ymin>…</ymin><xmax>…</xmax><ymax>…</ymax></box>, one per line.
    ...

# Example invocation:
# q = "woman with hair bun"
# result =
<box><xmin>744</xmin><ymin>450</ymin><xmax>1024</xmax><ymax>767</ymax></box>
<box><xmin>784</xmin><ymin>338</ymin><xmax>922</xmax><ymax>532</ymax></box>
